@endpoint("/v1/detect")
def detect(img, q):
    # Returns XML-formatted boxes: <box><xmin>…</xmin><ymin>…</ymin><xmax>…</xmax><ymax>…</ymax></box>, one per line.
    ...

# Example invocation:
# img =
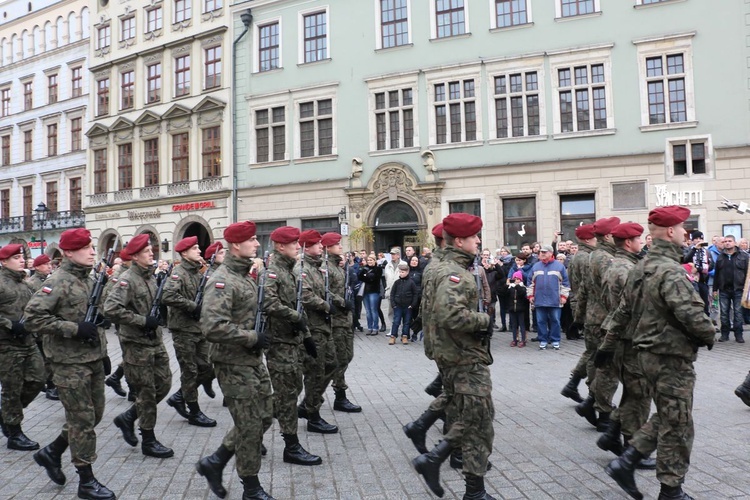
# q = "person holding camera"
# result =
<box><xmin>683</xmin><ymin>230</ymin><xmax>713</xmax><ymax>316</ymax></box>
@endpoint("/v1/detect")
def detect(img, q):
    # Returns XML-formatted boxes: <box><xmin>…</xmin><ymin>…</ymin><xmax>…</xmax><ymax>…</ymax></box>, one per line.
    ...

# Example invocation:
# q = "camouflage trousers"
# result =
<box><xmin>52</xmin><ymin>360</ymin><xmax>105</xmax><ymax>467</ymax></box>
<box><xmin>214</xmin><ymin>362</ymin><xmax>273</xmax><ymax>477</ymax></box>
<box><xmin>121</xmin><ymin>341</ymin><xmax>172</xmax><ymax>430</ymax></box>
<box><xmin>172</xmin><ymin>331</ymin><xmax>214</xmax><ymax>403</ymax></box>
<box><xmin>330</xmin><ymin>324</ymin><xmax>354</xmax><ymax>391</ymax></box>
<box><xmin>592</xmin><ymin>345</ymin><xmax>620</xmax><ymax>414</ymax></box>
<box><xmin>630</xmin><ymin>351</ymin><xmax>696</xmax><ymax>488</ymax></box>
<box><xmin>36</xmin><ymin>340</ymin><xmax>53</xmax><ymax>385</ymax></box>
<box><xmin>0</xmin><ymin>343</ymin><xmax>44</xmax><ymax>425</ymax></box>
<box><xmin>609</xmin><ymin>340</ymin><xmax>652</xmax><ymax>438</ymax></box>
<box><xmin>427</xmin><ymin>367</ymin><xmax>449</xmax><ymax>414</ymax></box>
<box><xmin>440</xmin><ymin>362</ymin><xmax>494</xmax><ymax>477</ymax></box>
<box><xmin>267</xmin><ymin>341</ymin><xmax>303</xmax><ymax>435</ymax></box>
<box><xmin>301</xmin><ymin>331</ymin><xmax>337</xmax><ymax>413</ymax></box>
<box><xmin>571</xmin><ymin>325</ymin><xmax>602</xmax><ymax>385</ymax></box>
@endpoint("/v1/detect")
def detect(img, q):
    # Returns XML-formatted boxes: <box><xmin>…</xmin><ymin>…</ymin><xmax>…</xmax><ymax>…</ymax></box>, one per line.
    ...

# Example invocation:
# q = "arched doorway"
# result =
<box><xmin>181</xmin><ymin>222</ymin><xmax>212</xmax><ymax>253</ymax></box>
<box><xmin>372</xmin><ymin>200</ymin><xmax>420</xmax><ymax>253</ymax></box>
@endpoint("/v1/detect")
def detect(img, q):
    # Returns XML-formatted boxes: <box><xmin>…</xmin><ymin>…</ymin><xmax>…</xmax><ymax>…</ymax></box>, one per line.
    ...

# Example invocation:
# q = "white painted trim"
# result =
<box><xmin>429</xmin><ymin>0</ymin><xmax>470</xmax><ymax>40</ymax></box>
<box><xmin>247</xmin><ymin>91</ymin><xmax>289</xmax><ymax>165</ymax></box>
<box><xmin>253</xmin><ymin>17</ymin><xmax>282</xmax><ymax>74</ymax></box>
<box><xmin>291</xmin><ymin>84</ymin><xmax>338</xmax><ymax>160</ymax></box>
<box><xmin>373</xmin><ymin>0</ymin><xmax>412</xmax><ymax>50</ymax></box>
<box><xmin>555</xmin><ymin>0</ymin><xmax>601</xmax><ymax>19</ymax></box>
<box><xmin>424</xmin><ymin>63</ymin><xmax>483</xmax><ymax>147</ymax></box>
<box><xmin>664</xmin><ymin>134</ymin><xmax>713</xmax><ymax>181</ymax></box>
<box><xmin>297</xmin><ymin>5</ymin><xmax>330</xmax><ymax>65</ymax></box>
<box><xmin>366</xmin><ymin>72</ymin><xmax>420</xmax><ymax>153</ymax></box>
<box><xmin>489</xmin><ymin>0</ymin><xmax>533</xmax><ymax>29</ymax></box>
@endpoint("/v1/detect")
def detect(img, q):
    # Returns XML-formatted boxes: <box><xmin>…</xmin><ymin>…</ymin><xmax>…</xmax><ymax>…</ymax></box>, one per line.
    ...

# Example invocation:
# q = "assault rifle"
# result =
<box><xmin>255</xmin><ymin>250</ymin><xmax>271</xmax><ymax>335</ymax></box>
<box><xmin>344</xmin><ymin>253</ymin><xmax>354</xmax><ymax>312</ymax></box>
<box><xmin>146</xmin><ymin>263</ymin><xmax>173</xmax><ymax>340</ymax></box>
<box><xmin>295</xmin><ymin>244</ymin><xmax>306</xmax><ymax>331</ymax></box>
<box><xmin>323</xmin><ymin>248</ymin><xmax>331</xmax><ymax>324</ymax></box>
<box><xmin>193</xmin><ymin>253</ymin><xmax>217</xmax><ymax>316</ymax></box>
<box><xmin>82</xmin><ymin>237</ymin><xmax>119</xmax><ymax>345</ymax></box>
<box><xmin>473</xmin><ymin>253</ymin><xmax>485</xmax><ymax>314</ymax></box>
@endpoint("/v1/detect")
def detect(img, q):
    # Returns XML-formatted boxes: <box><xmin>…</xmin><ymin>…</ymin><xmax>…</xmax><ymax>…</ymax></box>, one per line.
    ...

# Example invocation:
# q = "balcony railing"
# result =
<box><xmin>0</xmin><ymin>210</ymin><xmax>86</xmax><ymax>235</ymax></box>
<box><xmin>86</xmin><ymin>176</ymin><xmax>229</xmax><ymax>207</ymax></box>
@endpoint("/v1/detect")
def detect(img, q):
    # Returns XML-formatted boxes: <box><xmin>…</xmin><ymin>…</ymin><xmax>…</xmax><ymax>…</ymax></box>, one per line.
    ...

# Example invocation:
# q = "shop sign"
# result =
<box><xmin>128</xmin><ymin>209</ymin><xmax>162</xmax><ymax>221</ymax></box>
<box><xmin>654</xmin><ymin>185</ymin><xmax>703</xmax><ymax>207</ymax></box>
<box><xmin>172</xmin><ymin>201</ymin><xmax>216</xmax><ymax>212</ymax></box>
<box><xmin>95</xmin><ymin>213</ymin><xmax>121</xmax><ymax>221</ymax></box>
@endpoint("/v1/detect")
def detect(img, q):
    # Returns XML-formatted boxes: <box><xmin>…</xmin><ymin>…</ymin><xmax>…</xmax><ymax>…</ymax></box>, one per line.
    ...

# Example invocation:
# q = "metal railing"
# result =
<box><xmin>0</xmin><ymin>210</ymin><xmax>86</xmax><ymax>235</ymax></box>
<box><xmin>86</xmin><ymin>176</ymin><xmax>228</xmax><ymax>206</ymax></box>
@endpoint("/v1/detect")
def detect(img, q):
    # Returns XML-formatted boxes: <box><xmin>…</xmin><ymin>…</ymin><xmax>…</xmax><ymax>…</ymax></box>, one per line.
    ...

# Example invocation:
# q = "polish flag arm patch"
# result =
<box><xmin>171</xmin><ymin>274</ymin><xmax>180</xmax><ymax>280</ymax></box>
<box><xmin>449</xmin><ymin>275</ymin><xmax>461</xmax><ymax>283</ymax></box>
<box><xmin>119</xmin><ymin>281</ymin><xmax>129</xmax><ymax>288</ymax></box>
<box><xmin>41</xmin><ymin>286</ymin><xmax>52</xmax><ymax>294</ymax></box>
<box><xmin>215</xmin><ymin>282</ymin><xmax>225</xmax><ymax>289</ymax></box>
<box><xmin>267</xmin><ymin>273</ymin><xmax>277</xmax><ymax>279</ymax></box>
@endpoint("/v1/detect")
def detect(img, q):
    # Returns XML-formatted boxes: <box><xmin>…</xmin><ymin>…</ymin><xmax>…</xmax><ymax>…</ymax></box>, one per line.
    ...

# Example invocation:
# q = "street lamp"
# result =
<box><xmin>34</xmin><ymin>202</ymin><xmax>50</xmax><ymax>257</ymax></box>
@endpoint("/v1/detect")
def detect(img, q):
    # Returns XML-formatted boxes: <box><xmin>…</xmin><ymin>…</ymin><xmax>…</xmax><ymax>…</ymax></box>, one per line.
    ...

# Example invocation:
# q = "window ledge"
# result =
<box><xmin>488</xmin><ymin>135</ymin><xmax>547</xmax><ymax>145</ymax></box>
<box><xmin>369</xmin><ymin>146</ymin><xmax>421</xmax><ymax>157</ymax></box>
<box><xmin>429</xmin><ymin>32</ymin><xmax>472</xmax><ymax>43</ymax></box>
<box><xmin>555</xmin><ymin>11</ymin><xmax>602</xmax><ymax>22</ymax></box>
<box><xmin>254</xmin><ymin>67</ymin><xmax>283</xmax><ymax>76</ymax></box>
<box><xmin>634</xmin><ymin>0</ymin><xmax>686</xmax><ymax>10</ymax></box>
<box><xmin>553</xmin><ymin>128</ymin><xmax>615</xmax><ymax>140</ymax></box>
<box><xmin>429</xmin><ymin>140</ymin><xmax>483</xmax><ymax>151</ymax></box>
<box><xmin>489</xmin><ymin>22</ymin><xmax>534</xmax><ymax>34</ymax></box>
<box><xmin>250</xmin><ymin>159</ymin><xmax>290</xmax><ymax>169</ymax></box>
<box><xmin>640</xmin><ymin>120</ymin><xmax>697</xmax><ymax>132</ymax></box>
<box><xmin>298</xmin><ymin>58</ymin><xmax>332</xmax><ymax>68</ymax></box>
<box><xmin>375</xmin><ymin>43</ymin><xmax>414</xmax><ymax>53</ymax></box>
<box><xmin>294</xmin><ymin>153</ymin><xmax>338</xmax><ymax>165</ymax></box>
<box><xmin>666</xmin><ymin>173</ymin><xmax>713</xmax><ymax>182</ymax></box>
<box><xmin>612</xmin><ymin>206</ymin><xmax>648</xmax><ymax>212</ymax></box>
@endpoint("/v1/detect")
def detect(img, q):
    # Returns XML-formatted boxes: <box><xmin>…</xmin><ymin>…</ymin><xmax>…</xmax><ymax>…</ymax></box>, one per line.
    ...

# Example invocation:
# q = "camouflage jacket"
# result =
<box><xmin>295</xmin><ymin>254</ymin><xmax>331</xmax><ymax>334</ymax></box>
<box><xmin>421</xmin><ymin>247</ymin><xmax>446</xmax><ymax>360</ymax></box>
<box><xmin>24</xmin><ymin>260</ymin><xmax>107</xmax><ymax>363</ymax></box>
<box><xmin>0</xmin><ymin>267</ymin><xmax>34</xmax><ymax>346</ymax></box>
<box><xmin>162</xmin><ymin>258</ymin><xmax>201</xmax><ymax>335</ymax></box>
<box><xmin>326</xmin><ymin>253</ymin><xmax>349</xmax><ymax>328</ymax></box>
<box><xmin>263</xmin><ymin>251</ymin><xmax>307</xmax><ymax>345</ymax></box>
<box><xmin>599</xmin><ymin>249</ymin><xmax>641</xmax><ymax>351</ymax></box>
<box><xmin>26</xmin><ymin>272</ymin><xmax>49</xmax><ymax>293</ymax></box>
<box><xmin>568</xmin><ymin>243</ymin><xmax>593</xmax><ymax>323</ymax></box>
<box><xmin>102</xmin><ymin>263</ymin><xmax>162</xmax><ymax>346</ymax></box>
<box><xmin>576</xmin><ymin>239</ymin><xmax>615</xmax><ymax>327</ymax></box>
<box><xmin>429</xmin><ymin>246</ymin><xmax>492</xmax><ymax>367</ymax></box>
<box><xmin>200</xmin><ymin>252</ymin><xmax>262</xmax><ymax>366</ymax></box>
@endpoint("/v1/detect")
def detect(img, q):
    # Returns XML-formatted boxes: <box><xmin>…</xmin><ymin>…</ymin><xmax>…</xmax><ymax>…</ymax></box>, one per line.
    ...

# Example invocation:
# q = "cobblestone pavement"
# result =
<box><xmin>2</xmin><ymin>323</ymin><xmax>750</xmax><ymax>499</ymax></box>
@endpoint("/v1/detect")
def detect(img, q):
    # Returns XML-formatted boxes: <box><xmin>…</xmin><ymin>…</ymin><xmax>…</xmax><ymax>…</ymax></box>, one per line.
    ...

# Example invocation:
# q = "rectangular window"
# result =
<box><xmin>448</xmin><ymin>200</ymin><xmax>481</xmax><ymax>217</ymax></box>
<box><xmin>646</xmin><ymin>53</ymin><xmax>687</xmax><ymax>125</ymax></box>
<box><xmin>175</xmin><ymin>55</ymin><xmax>191</xmax><ymax>97</ymax></box>
<box><xmin>671</xmin><ymin>140</ymin><xmax>707</xmax><ymax>177</ymax></box>
<box><xmin>97</xmin><ymin>25</ymin><xmax>111</xmax><ymax>49</ymax></box>
<box><xmin>69</xmin><ymin>177</ymin><xmax>81</xmax><ymax>211</ymax></box>
<box><xmin>23</xmin><ymin>82</ymin><xmax>33</xmax><ymax>111</ymax></box>
<box><xmin>24</xmin><ymin>130</ymin><xmax>32</xmax><ymax>161</ymax></box>
<box><xmin>1</xmin><ymin>136</ymin><xmax>9</xmax><ymax>165</ymax></box>
<box><xmin>172</xmin><ymin>133</ymin><xmax>189</xmax><ymax>182</ymax></box>
<box><xmin>204</xmin><ymin>0</ymin><xmax>222</xmax><ymax>12</ymax></box>
<box><xmin>303</xmin><ymin>11</ymin><xmax>328</xmax><ymax>63</ymax></box>
<box><xmin>612</xmin><ymin>181</ymin><xmax>647</xmax><ymax>211</ymax></box>
<box><xmin>494</xmin><ymin>71</ymin><xmax>540</xmax><ymax>138</ymax></box>
<box><xmin>97</xmin><ymin>78</ymin><xmax>109</xmax><ymax>116</ymax></box>
<box><xmin>496</xmin><ymin>0</ymin><xmax>527</xmax><ymax>28</ymax></box>
<box><xmin>47</xmin><ymin>124</ymin><xmax>58</xmax><ymax>156</ymax></box>
<box><xmin>503</xmin><ymin>197</ymin><xmax>537</xmax><ymax>252</ymax></box>
<box><xmin>144</xmin><ymin>138</ymin><xmax>159</xmax><ymax>187</ymax></box>
<box><xmin>23</xmin><ymin>186</ymin><xmax>32</xmax><ymax>230</ymax></box>
<box><xmin>121</xmin><ymin>16</ymin><xmax>135</xmax><ymax>41</ymax></box>
<box><xmin>46</xmin><ymin>181</ymin><xmax>58</xmax><ymax>212</ymax></box>
<box><xmin>147</xmin><ymin>63</ymin><xmax>161</xmax><ymax>104</ymax></box>
<box><xmin>256</xmin><ymin>220</ymin><xmax>286</xmax><ymax>252</ymax></box>
<box><xmin>436</xmin><ymin>0</ymin><xmax>465</xmax><ymax>38</ymax></box>
<box><xmin>299</xmin><ymin>99</ymin><xmax>333</xmax><ymax>157</ymax></box>
<box><xmin>94</xmin><ymin>149</ymin><xmax>108</xmax><ymax>194</ymax></box>
<box><xmin>147</xmin><ymin>7</ymin><xmax>163</xmax><ymax>33</ymax></box>
<box><xmin>375</xmin><ymin>88</ymin><xmax>414</xmax><ymax>150</ymax></box>
<box><xmin>205</xmin><ymin>46</ymin><xmax>221</xmax><ymax>89</ymax></box>
<box><xmin>259</xmin><ymin>22</ymin><xmax>280</xmax><ymax>72</ymax></box>
<box><xmin>48</xmin><ymin>74</ymin><xmax>58</xmax><ymax>104</ymax></box>
<box><xmin>71</xmin><ymin>117</ymin><xmax>82</xmax><ymax>151</ymax></box>
<box><xmin>434</xmin><ymin>79</ymin><xmax>476</xmax><ymax>144</ymax></box>
<box><xmin>557</xmin><ymin>63</ymin><xmax>608</xmax><ymax>132</ymax></box>
<box><xmin>121</xmin><ymin>70</ymin><xmax>134</xmax><ymax>109</ymax></box>
<box><xmin>255</xmin><ymin>106</ymin><xmax>286</xmax><ymax>162</ymax></box>
<box><xmin>560</xmin><ymin>0</ymin><xmax>596</xmax><ymax>17</ymax></box>
<box><xmin>560</xmin><ymin>194</ymin><xmax>596</xmax><ymax>240</ymax></box>
<box><xmin>71</xmin><ymin>67</ymin><xmax>82</xmax><ymax>97</ymax></box>
<box><xmin>174</xmin><ymin>0</ymin><xmax>192</xmax><ymax>23</ymax></box>
<box><xmin>118</xmin><ymin>143</ymin><xmax>133</xmax><ymax>190</ymax></box>
<box><xmin>381</xmin><ymin>0</ymin><xmax>409</xmax><ymax>48</ymax></box>
<box><xmin>202</xmin><ymin>127</ymin><xmax>221</xmax><ymax>178</ymax></box>
<box><xmin>1</xmin><ymin>189</ymin><xmax>9</xmax><ymax>218</ymax></box>
<box><xmin>1</xmin><ymin>89</ymin><xmax>10</xmax><ymax>117</ymax></box>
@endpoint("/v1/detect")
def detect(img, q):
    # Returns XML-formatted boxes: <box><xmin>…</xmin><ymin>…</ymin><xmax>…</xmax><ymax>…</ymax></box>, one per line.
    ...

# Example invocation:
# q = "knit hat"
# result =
<box><xmin>512</xmin><ymin>271</ymin><xmax>523</xmax><ymax>280</ymax></box>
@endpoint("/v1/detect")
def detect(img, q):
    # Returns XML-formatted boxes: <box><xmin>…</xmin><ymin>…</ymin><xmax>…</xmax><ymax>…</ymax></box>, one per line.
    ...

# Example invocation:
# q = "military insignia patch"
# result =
<box><xmin>41</xmin><ymin>286</ymin><xmax>52</xmax><ymax>294</ymax></box>
<box><xmin>267</xmin><ymin>273</ymin><xmax>277</xmax><ymax>279</ymax></box>
<box><xmin>215</xmin><ymin>282</ymin><xmax>225</xmax><ymax>289</ymax></box>
<box><xmin>301</xmin><ymin>273</ymin><xmax>307</xmax><ymax>278</ymax></box>
<box><xmin>171</xmin><ymin>274</ymin><xmax>180</xmax><ymax>280</ymax></box>
<box><xmin>119</xmin><ymin>281</ymin><xmax>129</xmax><ymax>287</ymax></box>
<box><xmin>449</xmin><ymin>275</ymin><xmax>461</xmax><ymax>283</ymax></box>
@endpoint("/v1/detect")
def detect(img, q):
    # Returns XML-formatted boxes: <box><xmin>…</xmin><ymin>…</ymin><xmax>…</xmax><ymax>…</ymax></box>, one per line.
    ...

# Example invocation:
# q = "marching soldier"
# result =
<box><xmin>104</xmin><ymin>234</ymin><xmax>174</xmax><ymax>458</ymax></box>
<box><xmin>0</xmin><ymin>243</ymin><xmax>45</xmax><ymax>451</ymax></box>
<box><xmin>24</xmin><ymin>229</ymin><xmax>115</xmax><ymax>499</ymax></box>
<box><xmin>197</xmin><ymin>221</ymin><xmax>274</xmax><ymax>500</ymax></box>
<box><xmin>412</xmin><ymin>213</ymin><xmax>495</xmax><ymax>500</ymax></box>
<box><xmin>606</xmin><ymin>206</ymin><xmax>715</xmax><ymax>500</ymax></box>
<box><xmin>26</xmin><ymin>253</ymin><xmax>59</xmax><ymax>401</ymax></box>
<box><xmin>163</xmin><ymin>236</ymin><xmax>216</xmax><ymax>427</ymax></box>
<box><xmin>104</xmin><ymin>249</ymin><xmax>131</xmax><ymax>399</ymax></box>
<box><xmin>205</xmin><ymin>241</ymin><xmax>225</xmax><ymax>270</ymax></box>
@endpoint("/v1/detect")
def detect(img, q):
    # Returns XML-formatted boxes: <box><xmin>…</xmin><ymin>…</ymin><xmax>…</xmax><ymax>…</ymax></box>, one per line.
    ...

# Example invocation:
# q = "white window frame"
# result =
<box><xmin>374</xmin><ymin>0</ymin><xmax>413</xmax><ymax>50</ymax></box>
<box><xmin>664</xmin><ymin>135</ymin><xmax>712</xmax><ymax>181</ymax></box>
<box><xmin>429</xmin><ymin>0</ymin><xmax>471</xmax><ymax>40</ymax></box>
<box><xmin>489</xmin><ymin>0</ymin><xmax>533</xmax><ymax>30</ymax></box>
<box><xmin>97</xmin><ymin>24</ymin><xmax>111</xmax><ymax>49</ymax></box>
<box><xmin>173</xmin><ymin>0</ymin><xmax>192</xmax><ymax>24</ymax></box>
<box><xmin>145</xmin><ymin>6</ymin><xmax>164</xmax><ymax>34</ymax></box>
<box><xmin>120</xmin><ymin>16</ymin><xmax>136</xmax><ymax>42</ymax></box>
<box><xmin>298</xmin><ymin>6</ymin><xmax>331</xmax><ymax>65</ymax></box>
<box><xmin>548</xmin><ymin>44</ymin><xmax>615</xmax><ymax>139</ymax></box>
<box><xmin>248</xmin><ymin>95</ymin><xmax>288</xmax><ymax>166</ymax></box>
<box><xmin>291</xmin><ymin>83</ymin><xmax>338</xmax><ymax>161</ymax></box>
<box><xmin>366</xmin><ymin>72</ymin><xmax>420</xmax><ymax>153</ymax></box>
<box><xmin>555</xmin><ymin>0</ymin><xmax>601</xmax><ymax>19</ymax></box>
<box><xmin>424</xmin><ymin>63</ymin><xmax>482</xmax><ymax>148</ymax></box>
<box><xmin>254</xmin><ymin>18</ymin><xmax>282</xmax><ymax>73</ymax></box>
<box><xmin>634</xmin><ymin>32</ymin><xmax>697</xmax><ymax>132</ymax></box>
<box><xmin>635</xmin><ymin>0</ymin><xmax>683</xmax><ymax>6</ymax></box>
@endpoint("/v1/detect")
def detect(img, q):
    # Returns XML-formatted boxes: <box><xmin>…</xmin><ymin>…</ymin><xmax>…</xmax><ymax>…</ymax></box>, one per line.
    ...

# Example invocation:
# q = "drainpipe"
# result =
<box><xmin>232</xmin><ymin>9</ymin><xmax>253</xmax><ymax>223</ymax></box>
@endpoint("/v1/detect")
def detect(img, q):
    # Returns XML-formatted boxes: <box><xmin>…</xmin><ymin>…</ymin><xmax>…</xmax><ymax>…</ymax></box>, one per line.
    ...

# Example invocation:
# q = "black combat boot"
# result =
<box><xmin>425</xmin><ymin>374</ymin><xmax>443</xmax><ymax>398</ymax></box>
<box><xmin>605</xmin><ymin>445</ymin><xmax>644</xmax><ymax>500</ymax></box>
<box><xmin>596</xmin><ymin>412</ymin><xmax>611</xmax><ymax>432</ymax></box>
<box><xmin>0</xmin><ymin>408</ymin><xmax>7</xmax><ymax>438</ymax></box>
<box><xmin>306</xmin><ymin>410</ymin><xmax>338</xmax><ymax>434</ymax></box>
<box><xmin>403</xmin><ymin>409</ymin><xmax>444</xmax><ymax>454</ymax></box>
<box><xmin>127</xmin><ymin>387</ymin><xmax>137</xmax><ymax>402</ymax></box>
<box><xmin>282</xmin><ymin>433</ymin><xmax>322</xmax><ymax>466</ymax></box>
<box><xmin>46</xmin><ymin>381</ymin><xmax>60</xmax><ymax>401</ymax></box>
<box><xmin>463</xmin><ymin>473</ymin><xmax>497</xmax><ymax>500</ymax></box>
<box><xmin>333</xmin><ymin>389</ymin><xmax>362</xmax><ymax>413</ymax></box>
<box><xmin>33</xmin><ymin>434</ymin><xmax>68</xmax><ymax>485</ymax></box>
<box><xmin>196</xmin><ymin>444</ymin><xmax>234</xmax><ymax>499</ymax></box>
<box><xmin>560</xmin><ymin>375</ymin><xmax>584</xmax><ymax>403</ymax></box>
<box><xmin>140</xmin><ymin>428</ymin><xmax>174</xmax><ymax>458</ymax></box>
<box><xmin>575</xmin><ymin>394</ymin><xmax>598</xmax><ymax>427</ymax></box>
<box><xmin>623</xmin><ymin>437</ymin><xmax>657</xmax><ymax>470</ymax></box>
<box><xmin>412</xmin><ymin>440</ymin><xmax>453</xmax><ymax>498</ymax></box>
<box><xmin>597</xmin><ymin>419</ymin><xmax>623</xmax><ymax>456</ymax></box>
<box><xmin>76</xmin><ymin>464</ymin><xmax>116</xmax><ymax>500</ymax></box>
<box><xmin>449</xmin><ymin>450</ymin><xmax>492</xmax><ymax>471</ymax></box>
<box><xmin>167</xmin><ymin>389</ymin><xmax>189</xmax><ymax>419</ymax></box>
<box><xmin>297</xmin><ymin>404</ymin><xmax>308</xmax><ymax>420</ymax></box>
<box><xmin>7</xmin><ymin>424</ymin><xmax>39</xmax><ymax>450</ymax></box>
<box><xmin>113</xmin><ymin>405</ymin><xmax>138</xmax><ymax>446</ymax></box>
<box><xmin>241</xmin><ymin>475</ymin><xmax>275</xmax><ymax>500</ymax></box>
<box><xmin>658</xmin><ymin>483</ymin><xmax>695</xmax><ymax>500</ymax></box>
<box><xmin>105</xmin><ymin>366</ymin><xmax>126</xmax><ymax>397</ymax></box>
<box><xmin>261</xmin><ymin>443</ymin><xmax>267</xmax><ymax>456</ymax></box>
<box><xmin>187</xmin><ymin>401</ymin><xmax>217</xmax><ymax>427</ymax></box>
<box><xmin>734</xmin><ymin>371</ymin><xmax>750</xmax><ymax>407</ymax></box>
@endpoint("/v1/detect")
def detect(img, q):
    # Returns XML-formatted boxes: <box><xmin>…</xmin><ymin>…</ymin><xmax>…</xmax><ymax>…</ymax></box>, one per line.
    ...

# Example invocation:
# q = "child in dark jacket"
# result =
<box><xmin>508</xmin><ymin>271</ymin><xmax>529</xmax><ymax>347</ymax></box>
<box><xmin>389</xmin><ymin>263</ymin><xmax>419</xmax><ymax>345</ymax></box>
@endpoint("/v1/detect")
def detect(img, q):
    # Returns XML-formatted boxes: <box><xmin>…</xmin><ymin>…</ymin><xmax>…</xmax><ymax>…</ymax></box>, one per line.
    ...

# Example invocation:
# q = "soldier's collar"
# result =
<box><xmin>181</xmin><ymin>258</ymin><xmax>202</xmax><ymax>271</ymax></box>
<box><xmin>304</xmin><ymin>253</ymin><xmax>322</xmax><ymax>267</ymax></box>
<box><xmin>224</xmin><ymin>252</ymin><xmax>253</xmax><ymax>274</ymax></box>
<box><xmin>615</xmin><ymin>248</ymin><xmax>641</xmax><ymax>263</ymax></box>
<box><xmin>1</xmin><ymin>266</ymin><xmax>27</xmax><ymax>282</ymax></box>
<box><xmin>650</xmin><ymin>239</ymin><xmax>684</xmax><ymax>260</ymax></box>
<box><xmin>273</xmin><ymin>251</ymin><xmax>296</xmax><ymax>268</ymax></box>
<box><xmin>61</xmin><ymin>259</ymin><xmax>93</xmax><ymax>279</ymax></box>
<box><xmin>131</xmin><ymin>263</ymin><xmax>154</xmax><ymax>278</ymax></box>
<box><xmin>444</xmin><ymin>246</ymin><xmax>475</xmax><ymax>268</ymax></box>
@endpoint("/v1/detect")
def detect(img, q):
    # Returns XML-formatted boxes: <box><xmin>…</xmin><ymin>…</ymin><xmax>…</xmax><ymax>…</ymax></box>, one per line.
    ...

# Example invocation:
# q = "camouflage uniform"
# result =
<box><xmin>26</xmin><ymin>271</ymin><xmax>54</xmax><ymax>391</ymax></box>
<box><xmin>430</xmin><ymin>246</ymin><xmax>493</xmax><ymax>476</ymax></box>
<box><xmin>612</xmin><ymin>239</ymin><xmax>715</xmax><ymax>487</ymax></box>
<box><xmin>200</xmin><ymin>252</ymin><xmax>272</xmax><ymax>478</ymax></box>
<box><xmin>102</xmin><ymin>264</ymin><xmax>172</xmax><ymax>431</ymax></box>
<box><xmin>0</xmin><ymin>267</ymin><xmax>44</xmax><ymax>426</ymax></box>
<box><xmin>327</xmin><ymin>254</ymin><xmax>352</xmax><ymax>392</ymax></box>
<box><xmin>162</xmin><ymin>259</ymin><xmax>212</xmax><ymax>404</ymax></box>
<box><xmin>24</xmin><ymin>260</ymin><xmax>109</xmax><ymax>466</ymax></box>
<box><xmin>568</xmin><ymin>243</ymin><xmax>595</xmax><ymax>381</ymax></box>
<box><xmin>420</xmin><ymin>248</ymin><xmax>449</xmax><ymax>415</ymax></box>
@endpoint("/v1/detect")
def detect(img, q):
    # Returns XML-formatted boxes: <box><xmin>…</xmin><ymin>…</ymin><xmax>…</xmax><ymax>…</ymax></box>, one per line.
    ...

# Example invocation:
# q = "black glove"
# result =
<box><xmin>254</xmin><ymin>330</ymin><xmax>270</xmax><ymax>350</ymax></box>
<box><xmin>328</xmin><ymin>301</ymin><xmax>339</xmax><ymax>316</ymax></box>
<box><xmin>303</xmin><ymin>337</ymin><xmax>318</xmax><ymax>358</ymax></box>
<box><xmin>571</xmin><ymin>322</ymin><xmax>585</xmax><ymax>333</ymax></box>
<box><xmin>102</xmin><ymin>355</ymin><xmax>112</xmax><ymax>375</ymax></box>
<box><xmin>191</xmin><ymin>303</ymin><xmax>202</xmax><ymax>320</ymax></box>
<box><xmin>76</xmin><ymin>322</ymin><xmax>99</xmax><ymax>344</ymax></box>
<box><xmin>94</xmin><ymin>313</ymin><xmax>111</xmax><ymax>330</ymax></box>
<box><xmin>10</xmin><ymin>320</ymin><xmax>26</xmax><ymax>338</ymax></box>
<box><xmin>144</xmin><ymin>315</ymin><xmax>161</xmax><ymax>331</ymax></box>
<box><xmin>594</xmin><ymin>350</ymin><xmax>615</xmax><ymax>368</ymax></box>
<box><xmin>706</xmin><ymin>343</ymin><xmax>714</xmax><ymax>351</ymax></box>
<box><xmin>294</xmin><ymin>313</ymin><xmax>308</xmax><ymax>333</ymax></box>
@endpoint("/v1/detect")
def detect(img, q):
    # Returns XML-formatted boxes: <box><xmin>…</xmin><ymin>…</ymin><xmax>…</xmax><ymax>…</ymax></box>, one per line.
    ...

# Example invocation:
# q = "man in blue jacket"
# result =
<box><xmin>527</xmin><ymin>245</ymin><xmax>570</xmax><ymax>350</ymax></box>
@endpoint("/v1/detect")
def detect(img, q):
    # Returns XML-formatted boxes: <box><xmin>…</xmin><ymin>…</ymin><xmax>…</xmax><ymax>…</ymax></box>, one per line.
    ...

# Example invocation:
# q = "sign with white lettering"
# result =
<box><xmin>654</xmin><ymin>185</ymin><xmax>703</xmax><ymax>207</ymax></box>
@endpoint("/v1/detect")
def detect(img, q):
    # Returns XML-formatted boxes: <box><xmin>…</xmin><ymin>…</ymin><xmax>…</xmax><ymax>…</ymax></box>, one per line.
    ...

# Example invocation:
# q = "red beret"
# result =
<box><xmin>124</xmin><ymin>234</ymin><xmax>151</xmax><ymax>256</ymax></box>
<box><xmin>119</xmin><ymin>248</ymin><xmax>132</xmax><ymax>262</ymax></box>
<box><xmin>175</xmin><ymin>236</ymin><xmax>198</xmax><ymax>253</ymax></box>
<box><xmin>204</xmin><ymin>241</ymin><xmax>223</xmax><ymax>260</ymax></box>
<box><xmin>59</xmin><ymin>228</ymin><xmax>92</xmax><ymax>251</ymax></box>
<box><xmin>611</xmin><ymin>222</ymin><xmax>644</xmax><ymax>239</ymax></box>
<box><xmin>298</xmin><ymin>230</ymin><xmax>322</xmax><ymax>246</ymax></box>
<box><xmin>575</xmin><ymin>224</ymin><xmax>596</xmax><ymax>240</ymax></box>
<box><xmin>321</xmin><ymin>232</ymin><xmax>342</xmax><ymax>247</ymax></box>
<box><xmin>0</xmin><ymin>243</ymin><xmax>24</xmax><ymax>260</ymax></box>
<box><xmin>431</xmin><ymin>223</ymin><xmax>444</xmax><ymax>239</ymax></box>
<box><xmin>33</xmin><ymin>254</ymin><xmax>51</xmax><ymax>267</ymax></box>
<box><xmin>442</xmin><ymin>213</ymin><xmax>483</xmax><ymax>239</ymax></box>
<box><xmin>593</xmin><ymin>217</ymin><xmax>621</xmax><ymax>236</ymax></box>
<box><xmin>648</xmin><ymin>206</ymin><xmax>691</xmax><ymax>228</ymax></box>
<box><xmin>224</xmin><ymin>221</ymin><xmax>257</xmax><ymax>243</ymax></box>
<box><xmin>271</xmin><ymin>226</ymin><xmax>301</xmax><ymax>244</ymax></box>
